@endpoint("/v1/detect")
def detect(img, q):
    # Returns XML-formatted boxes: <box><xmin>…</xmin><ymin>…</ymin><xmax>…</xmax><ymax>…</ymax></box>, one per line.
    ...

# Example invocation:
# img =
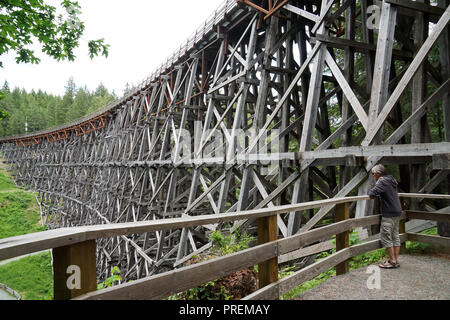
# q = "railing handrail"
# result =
<box><xmin>76</xmin><ymin>212</ymin><xmax>400</xmax><ymax>300</ymax></box>
<box><xmin>0</xmin><ymin>193</ymin><xmax>448</xmax><ymax>261</ymax></box>
<box><xmin>77</xmin><ymin>209</ymin><xmax>449</xmax><ymax>300</ymax></box>
<box><xmin>0</xmin><ymin>194</ymin><xmax>448</xmax><ymax>300</ymax></box>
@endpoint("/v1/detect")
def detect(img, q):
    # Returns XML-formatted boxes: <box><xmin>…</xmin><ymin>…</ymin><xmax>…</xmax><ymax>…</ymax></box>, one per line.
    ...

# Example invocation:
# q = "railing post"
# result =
<box><xmin>335</xmin><ymin>202</ymin><xmax>350</xmax><ymax>275</ymax></box>
<box><xmin>52</xmin><ymin>240</ymin><xmax>97</xmax><ymax>300</ymax></box>
<box><xmin>257</xmin><ymin>215</ymin><xmax>278</xmax><ymax>291</ymax></box>
<box><xmin>399</xmin><ymin>197</ymin><xmax>408</xmax><ymax>254</ymax></box>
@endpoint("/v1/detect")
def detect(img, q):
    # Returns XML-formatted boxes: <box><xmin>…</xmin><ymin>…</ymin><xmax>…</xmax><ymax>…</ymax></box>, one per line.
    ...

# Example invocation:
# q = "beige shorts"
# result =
<box><xmin>380</xmin><ymin>216</ymin><xmax>401</xmax><ymax>248</ymax></box>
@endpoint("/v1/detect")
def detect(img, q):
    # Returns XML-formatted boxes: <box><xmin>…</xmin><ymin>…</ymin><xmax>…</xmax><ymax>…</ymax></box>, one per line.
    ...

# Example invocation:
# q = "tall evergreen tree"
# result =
<box><xmin>57</xmin><ymin>77</ymin><xmax>76</xmax><ymax>125</ymax></box>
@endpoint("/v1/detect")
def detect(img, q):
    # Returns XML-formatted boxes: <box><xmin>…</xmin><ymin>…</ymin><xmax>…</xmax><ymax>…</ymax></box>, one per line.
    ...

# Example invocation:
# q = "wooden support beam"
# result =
<box><xmin>407</xmin><ymin>233</ymin><xmax>450</xmax><ymax>249</ymax></box>
<box><xmin>257</xmin><ymin>214</ymin><xmax>279</xmax><ymax>290</ymax></box>
<box><xmin>385</xmin><ymin>0</ymin><xmax>446</xmax><ymax>17</ymax></box>
<box><xmin>407</xmin><ymin>210</ymin><xmax>450</xmax><ymax>223</ymax></box>
<box><xmin>335</xmin><ymin>203</ymin><xmax>350</xmax><ymax>275</ymax></box>
<box><xmin>363</xmin><ymin>5</ymin><xmax>450</xmax><ymax>146</ymax></box>
<box><xmin>433</xmin><ymin>154</ymin><xmax>450</xmax><ymax>170</ymax></box>
<box><xmin>52</xmin><ymin>240</ymin><xmax>97</xmax><ymax>300</ymax></box>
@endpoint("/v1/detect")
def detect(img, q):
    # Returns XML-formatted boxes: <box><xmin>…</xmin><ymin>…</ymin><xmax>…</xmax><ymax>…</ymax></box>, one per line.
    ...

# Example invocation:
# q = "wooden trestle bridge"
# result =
<box><xmin>0</xmin><ymin>0</ymin><xmax>449</xmax><ymax>300</ymax></box>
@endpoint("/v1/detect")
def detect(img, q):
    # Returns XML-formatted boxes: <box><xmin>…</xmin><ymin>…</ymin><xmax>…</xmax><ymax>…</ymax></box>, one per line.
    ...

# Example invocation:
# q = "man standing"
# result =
<box><xmin>368</xmin><ymin>164</ymin><xmax>403</xmax><ymax>269</ymax></box>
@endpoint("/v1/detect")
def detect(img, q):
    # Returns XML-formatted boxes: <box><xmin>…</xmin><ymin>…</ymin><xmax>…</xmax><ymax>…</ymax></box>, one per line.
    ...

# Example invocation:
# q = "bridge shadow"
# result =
<box><xmin>294</xmin><ymin>252</ymin><xmax>450</xmax><ymax>300</ymax></box>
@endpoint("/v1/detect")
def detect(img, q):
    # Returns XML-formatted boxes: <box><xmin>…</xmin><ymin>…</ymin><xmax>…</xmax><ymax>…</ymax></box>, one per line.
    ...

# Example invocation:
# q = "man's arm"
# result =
<box><xmin>368</xmin><ymin>180</ymin><xmax>385</xmax><ymax>199</ymax></box>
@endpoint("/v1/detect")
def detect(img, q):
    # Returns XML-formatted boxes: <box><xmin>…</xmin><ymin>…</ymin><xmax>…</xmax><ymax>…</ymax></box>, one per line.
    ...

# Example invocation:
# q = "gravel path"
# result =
<box><xmin>295</xmin><ymin>253</ymin><xmax>450</xmax><ymax>300</ymax></box>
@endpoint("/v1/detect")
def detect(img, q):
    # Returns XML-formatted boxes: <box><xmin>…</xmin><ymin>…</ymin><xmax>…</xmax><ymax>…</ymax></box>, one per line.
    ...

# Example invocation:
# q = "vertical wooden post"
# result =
<box><xmin>52</xmin><ymin>240</ymin><xmax>97</xmax><ymax>300</ymax></box>
<box><xmin>335</xmin><ymin>202</ymin><xmax>350</xmax><ymax>275</ymax></box>
<box><xmin>257</xmin><ymin>215</ymin><xmax>278</xmax><ymax>290</ymax></box>
<box><xmin>399</xmin><ymin>197</ymin><xmax>408</xmax><ymax>254</ymax></box>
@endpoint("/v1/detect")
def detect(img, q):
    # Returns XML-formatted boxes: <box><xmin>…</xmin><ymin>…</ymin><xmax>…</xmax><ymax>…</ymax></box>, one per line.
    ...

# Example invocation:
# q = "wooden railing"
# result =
<box><xmin>0</xmin><ymin>193</ymin><xmax>449</xmax><ymax>300</ymax></box>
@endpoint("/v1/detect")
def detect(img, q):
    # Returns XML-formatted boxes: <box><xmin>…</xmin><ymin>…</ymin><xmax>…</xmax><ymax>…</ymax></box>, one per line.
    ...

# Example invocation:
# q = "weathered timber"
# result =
<box><xmin>0</xmin><ymin>0</ymin><xmax>448</xmax><ymax>284</ymax></box>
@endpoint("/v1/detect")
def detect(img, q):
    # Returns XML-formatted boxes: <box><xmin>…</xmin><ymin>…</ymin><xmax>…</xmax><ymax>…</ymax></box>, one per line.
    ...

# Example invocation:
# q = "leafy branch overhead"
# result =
<box><xmin>0</xmin><ymin>0</ymin><xmax>110</xmax><ymax>67</ymax></box>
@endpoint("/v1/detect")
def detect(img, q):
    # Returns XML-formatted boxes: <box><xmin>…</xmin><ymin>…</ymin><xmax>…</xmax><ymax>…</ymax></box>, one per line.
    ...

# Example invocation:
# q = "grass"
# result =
<box><xmin>405</xmin><ymin>227</ymin><xmax>438</xmax><ymax>253</ymax></box>
<box><xmin>0</xmin><ymin>252</ymin><xmax>53</xmax><ymax>300</ymax></box>
<box><xmin>0</xmin><ymin>168</ymin><xmax>53</xmax><ymax>300</ymax></box>
<box><xmin>0</xmin><ymin>191</ymin><xmax>46</xmax><ymax>239</ymax></box>
<box><xmin>0</xmin><ymin>170</ymin><xmax>19</xmax><ymax>192</ymax></box>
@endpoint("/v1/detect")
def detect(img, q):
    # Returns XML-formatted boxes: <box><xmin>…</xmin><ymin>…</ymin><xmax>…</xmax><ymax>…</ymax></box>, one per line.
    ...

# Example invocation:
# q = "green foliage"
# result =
<box><xmin>209</xmin><ymin>228</ymin><xmax>254</xmax><ymax>256</ymax></box>
<box><xmin>168</xmin><ymin>228</ymin><xmax>255</xmax><ymax>300</ymax></box>
<box><xmin>97</xmin><ymin>266</ymin><xmax>122</xmax><ymax>290</ymax></box>
<box><xmin>406</xmin><ymin>227</ymin><xmax>438</xmax><ymax>253</ymax></box>
<box><xmin>0</xmin><ymin>191</ymin><xmax>46</xmax><ymax>239</ymax></box>
<box><xmin>0</xmin><ymin>170</ymin><xmax>53</xmax><ymax>300</ymax></box>
<box><xmin>282</xmin><ymin>267</ymin><xmax>336</xmax><ymax>300</ymax></box>
<box><xmin>0</xmin><ymin>90</ymin><xmax>9</xmax><ymax>120</ymax></box>
<box><xmin>0</xmin><ymin>78</ymin><xmax>116</xmax><ymax>138</ymax></box>
<box><xmin>0</xmin><ymin>251</ymin><xmax>54</xmax><ymax>300</ymax></box>
<box><xmin>349</xmin><ymin>248</ymin><xmax>388</xmax><ymax>270</ymax></box>
<box><xmin>0</xmin><ymin>170</ymin><xmax>18</xmax><ymax>191</ymax></box>
<box><xmin>0</xmin><ymin>0</ymin><xmax>109</xmax><ymax>67</ymax></box>
<box><xmin>168</xmin><ymin>280</ymin><xmax>233</xmax><ymax>301</ymax></box>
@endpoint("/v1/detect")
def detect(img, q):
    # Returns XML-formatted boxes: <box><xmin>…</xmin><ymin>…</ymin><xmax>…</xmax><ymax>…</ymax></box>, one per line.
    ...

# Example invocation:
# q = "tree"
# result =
<box><xmin>0</xmin><ymin>91</ymin><xmax>8</xmax><ymax>119</ymax></box>
<box><xmin>56</xmin><ymin>77</ymin><xmax>76</xmax><ymax>125</ymax></box>
<box><xmin>0</xmin><ymin>0</ymin><xmax>110</xmax><ymax>120</ymax></box>
<box><xmin>0</xmin><ymin>0</ymin><xmax>109</xmax><ymax>67</ymax></box>
<box><xmin>66</xmin><ymin>86</ymin><xmax>89</xmax><ymax>122</ymax></box>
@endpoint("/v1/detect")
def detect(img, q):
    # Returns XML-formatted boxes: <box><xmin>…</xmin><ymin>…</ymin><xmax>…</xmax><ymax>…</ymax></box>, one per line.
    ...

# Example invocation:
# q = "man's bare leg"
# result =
<box><xmin>393</xmin><ymin>246</ymin><xmax>400</xmax><ymax>265</ymax></box>
<box><xmin>386</xmin><ymin>247</ymin><xmax>396</xmax><ymax>264</ymax></box>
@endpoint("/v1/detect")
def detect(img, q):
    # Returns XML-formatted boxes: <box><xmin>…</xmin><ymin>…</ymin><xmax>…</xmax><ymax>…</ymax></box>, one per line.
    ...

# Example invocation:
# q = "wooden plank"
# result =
<box><xmin>76</xmin><ymin>241</ymin><xmax>278</xmax><ymax>300</ymax></box>
<box><xmin>324</xmin><ymin>51</ymin><xmax>369</xmax><ymax>130</ymax></box>
<box><xmin>406</xmin><ymin>210</ymin><xmax>450</xmax><ymax>223</ymax></box>
<box><xmin>278</xmin><ymin>241</ymin><xmax>335</xmax><ymax>264</ymax></box>
<box><xmin>419</xmin><ymin>170</ymin><xmax>450</xmax><ymax>194</ymax></box>
<box><xmin>314</xmin><ymin>34</ymin><xmax>412</xmax><ymax>59</ymax></box>
<box><xmin>366</xmin><ymin>1</ymin><xmax>397</xmax><ymax>144</ymax></box>
<box><xmin>433</xmin><ymin>154</ymin><xmax>450</xmax><ymax>170</ymax></box>
<box><xmin>278</xmin><ymin>215</ymin><xmax>381</xmax><ymax>255</ymax></box>
<box><xmin>439</xmin><ymin>0</ymin><xmax>450</xmax><ymax>144</ymax></box>
<box><xmin>363</xmin><ymin>5</ymin><xmax>450</xmax><ymax>146</ymax></box>
<box><xmin>398</xmin><ymin>193</ymin><xmax>450</xmax><ymax>200</ymax></box>
<box><xmin>1</xmin><ymin>195</ymin><xmax>446</xmax><ymax>262</ymax></box>
<box><xmin>385</xmin><ymin>0</ymin><xmax>446</xmax><ymax>16</ymax></box>
<box><xmin>311</xmin><ymin>0</ymin><xmax>336</xmax><ymax>34</ymax></box>
<box><xmin>298</xmin><ymin>143</ymin><xmax>450</xmax><ymax>160</ymax></box>
<box><xmin>385</xmin><ymin>79</ymin><xmax>450</xmax><ymax>146</ymax></box>
<box><xmin>335</xmin><ymin>203</ymin><xmax>350</xmax><ymax>275</ymax></box>
<box><xmin>0</xmin><ymin>228</ymin><xmax>90</xmax><ymax>261</ymax></box>
<box><xmin>257</xmin><ymin>214</ymin><xmax>279</xmax><ymax>289</ymax></box>
<box><xmin>283</xmin><ymin>3</ymin><xmax>319</xmax><ymax>22</ymax></box>
<box><xmin>0</xmin><ymin>195</ymin><xmax>368</xmax><ymax>260</ymax></box>
<box><xmin>278</xmin><ymin>247</ymin><xmax>351</xmax><ymax>298</ymax></box>
<box><xmin>407</xmin><ymin>233</ymin><xmax>450</xmax><ymax>248</ymax></box>
<box><xmin>53</xmin><ymin>240</ymin><xmax>97</xmax><ymax>300</ymax></box>
<box><xmin>245</xmin><ymin>246</ymin><xmax>352</xmax><ymax>300</ymax></box>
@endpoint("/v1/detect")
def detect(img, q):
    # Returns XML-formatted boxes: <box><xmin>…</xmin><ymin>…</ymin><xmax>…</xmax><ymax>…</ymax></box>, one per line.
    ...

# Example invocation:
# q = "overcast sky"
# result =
<box><xmin>0</xmin><ymin>0</ymin><xmax>225</xmax><ymax>96</ymax></box>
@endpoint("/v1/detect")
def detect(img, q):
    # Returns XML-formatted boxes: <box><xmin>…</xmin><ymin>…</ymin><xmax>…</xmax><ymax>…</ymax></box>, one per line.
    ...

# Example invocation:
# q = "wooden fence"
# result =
<box><xmin>0</xmin><ymin>193</ymin><xmax>449</xmax><ymax>300</ymax></box>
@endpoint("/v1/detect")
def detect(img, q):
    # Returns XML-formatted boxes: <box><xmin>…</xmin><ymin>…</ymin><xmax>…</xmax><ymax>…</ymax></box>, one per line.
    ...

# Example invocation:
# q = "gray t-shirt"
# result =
<box><xmin>368</xmin><ymin>175</ymin><xmax>402</xmax><ymax>217</ymax></box>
